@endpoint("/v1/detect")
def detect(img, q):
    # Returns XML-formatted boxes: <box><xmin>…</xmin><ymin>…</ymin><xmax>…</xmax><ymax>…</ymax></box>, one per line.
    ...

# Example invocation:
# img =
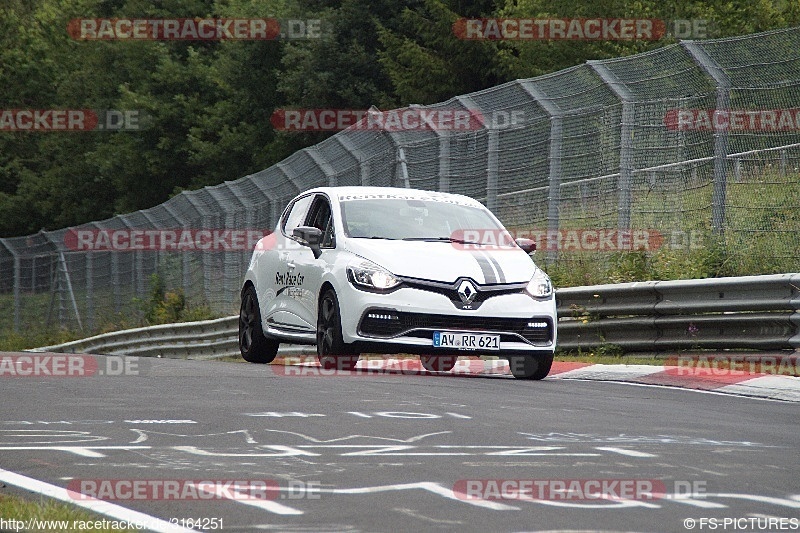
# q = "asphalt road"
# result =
<box><xmin>1</xmin><ymin>353</ymin><xmax>798</xmax><ymax>533</ymax></box>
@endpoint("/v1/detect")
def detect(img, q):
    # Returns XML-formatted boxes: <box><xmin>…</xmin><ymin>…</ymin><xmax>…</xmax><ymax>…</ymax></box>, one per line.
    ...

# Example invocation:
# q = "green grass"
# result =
<box><xmin>0</xmin><ymin>493</ymin><xmax>139</xmax><ymax>533</ymax></box>
<box><xmin>543</xmin><ymin>170</ymin><xmax>800</xmax><ymax>287</ymax></box>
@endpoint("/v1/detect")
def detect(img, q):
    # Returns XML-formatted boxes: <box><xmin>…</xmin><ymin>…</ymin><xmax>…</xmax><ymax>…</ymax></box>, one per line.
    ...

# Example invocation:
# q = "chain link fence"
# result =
<box><xmin>2</xmin><ymin>26</ymin><xmax>799</xmax><ymax>334</ymax></box>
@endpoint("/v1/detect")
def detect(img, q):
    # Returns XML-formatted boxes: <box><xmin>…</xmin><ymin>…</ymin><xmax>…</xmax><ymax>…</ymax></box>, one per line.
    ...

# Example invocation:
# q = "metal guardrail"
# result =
<box><xmin>31</xmin><ymin>274</ymin><xmax>800</xmax><ymax>358</ymax></box>
<box><xmin>557</xmin><ymin>273</ymin><xmax>800</xmax><ymax>351</ymax></box>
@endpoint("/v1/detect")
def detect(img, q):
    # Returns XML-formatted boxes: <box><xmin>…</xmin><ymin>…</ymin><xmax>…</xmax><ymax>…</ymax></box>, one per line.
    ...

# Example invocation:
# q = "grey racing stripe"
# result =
<box><xmin>484</xmin><ymin>253</ymin><xmax>506</xmax><ymax>283</ymax></box>
<box><xmin>471</xmin><ymin>252</ymin><xmax>496</xmax><ymax>284</ymax></box>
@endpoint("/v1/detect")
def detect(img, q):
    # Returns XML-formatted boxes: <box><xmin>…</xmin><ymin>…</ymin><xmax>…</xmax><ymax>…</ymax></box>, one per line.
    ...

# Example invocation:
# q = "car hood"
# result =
<box><xmin>344</xmin><ymin>239</ymin><xmax>536</xmax><ymax>284</ymax></box>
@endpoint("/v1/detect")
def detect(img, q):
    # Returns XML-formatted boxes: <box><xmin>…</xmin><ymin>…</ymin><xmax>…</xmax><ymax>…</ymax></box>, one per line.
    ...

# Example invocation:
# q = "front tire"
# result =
<box><xmin>317</xmin><ymin>289</ymin><xmax>359</xmax><ymax>371</ymax></box>
<box><xmin>420</xmin><ymin>355</ymin><xmax>458</xmax><ymax>372</ymax></box>
<box><xmin>508</xmin><ymin>352</ymin><xmax>553</xmax><ymax>380</ymax></box>
<box><xmin>239</xmin><ymin>285</ymin><xmax>279</xmax><ymax>364</ymax></box>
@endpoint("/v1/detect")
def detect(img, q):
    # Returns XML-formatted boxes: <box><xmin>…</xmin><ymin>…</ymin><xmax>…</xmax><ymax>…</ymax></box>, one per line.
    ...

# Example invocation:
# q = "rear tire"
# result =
<box><xmin>508</xmin><ymin>352</ymin><xmax>553</xmax><ymax>380</ymax></box>
<box><xmin>239</xmin><ymin>285</ymin><xmax>279</xmax><ymax>364</ymax></box>
<box><xmin>317</xmin><ymin>289</ymin><xmax>359</xmax><ymax>371</ymax></box>
<box><xmin>420</xmin><ymin>355</ymin><xmax>458</xmax><ymax>372</ymax></box>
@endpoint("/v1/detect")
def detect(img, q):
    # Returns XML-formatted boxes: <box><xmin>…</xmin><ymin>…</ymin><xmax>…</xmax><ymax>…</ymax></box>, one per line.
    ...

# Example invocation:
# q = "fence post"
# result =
<box><xmin>336</xmin><ymin>135</ymin><xmax>371</xmax><ymax>186</ymax></box>
<box><xmin>588</xmin><ymin>61</ymin><xmax>635</xmax><ymax>231</ymax></box>
<box><xmin>86</xmin><ymin>251</ymin><xmax>94</xmax><ymax>331</ymax></box>
<box><xmin>396</xmin><ymin>146</ymin><xmax>411</xmax><ymax>188</ymax></box>
<box><xmin>307</xmin><ymin>146</ymin><xmax>338</xmax><ymax>187</ymax></box>
<box><xmin>682</xmin><ymin>41</ymin><xmax>732</xmax><ymax>236</ymax></box>
<box><xmin>519</xmin><ymin>80</ymin><xmax>563</xmax><ymax>263</ymax></box>
<box><xmin>112</xmin><ymin>250</ymin><xmax>121</xmax><ymax>313</ymax></box>
<box><xmin>412</xmin><ymin>104</ymin><xmax>452</xmax><ymax>193</ymax></box>
<box><xmin>0</xmin><ymin>239</ymin><xmax>19</xmax><ymax>333</ymax></box>
<box><xmin>780</xmin><ymin>149</ymin><xmax>787</xmax><ymax>177</ymax></box>
<box><xmin>14</xmin><ymin>254</ymin><xmax>21</xmax><ymax>332</ymax></box>
<box><xmin>162</xmin><ymin>202</ymin><xmax>192</xmax><ymax>300</ymax></box>
<box><xmin>486</xmin><ymin>129</ymin><xmax>499</xmax><ymax>212</ymax></box>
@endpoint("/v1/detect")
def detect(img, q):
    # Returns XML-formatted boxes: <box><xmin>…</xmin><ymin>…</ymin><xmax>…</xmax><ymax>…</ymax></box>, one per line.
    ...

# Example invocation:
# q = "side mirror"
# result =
<box><xmin>515</xmin><ymin>238</ymin><xmax>536</xmax><ymax>254</ymax></box>
<box><xmin>293</xmin><ymin>226</ymin><xmax>323</xmax><ymax>258</ymax></box>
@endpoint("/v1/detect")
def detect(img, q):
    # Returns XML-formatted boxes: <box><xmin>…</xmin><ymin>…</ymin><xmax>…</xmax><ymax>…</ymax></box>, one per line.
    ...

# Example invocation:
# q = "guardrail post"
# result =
<box><xmin>682</xmin><ymin>41</ymin><xmax>732</xmax><ymax>236</ymax></box>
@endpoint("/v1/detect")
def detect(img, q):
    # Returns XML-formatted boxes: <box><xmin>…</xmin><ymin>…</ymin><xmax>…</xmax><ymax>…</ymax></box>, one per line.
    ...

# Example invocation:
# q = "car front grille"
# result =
<box><xmin>359</xmin><ymin>310</ymin><xmax>553</xmax><ymax>345</ymax></box>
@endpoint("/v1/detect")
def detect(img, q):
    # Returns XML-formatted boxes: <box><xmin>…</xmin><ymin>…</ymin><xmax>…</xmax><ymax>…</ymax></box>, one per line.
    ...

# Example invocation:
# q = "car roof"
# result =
<box><xmin>303</xmin><ymin>186</ymin><xmax>485</xmax><ymax>208</ymax></box>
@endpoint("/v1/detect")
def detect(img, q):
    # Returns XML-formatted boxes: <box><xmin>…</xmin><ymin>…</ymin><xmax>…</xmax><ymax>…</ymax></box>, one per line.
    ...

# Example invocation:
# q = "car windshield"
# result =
<box><xmin>340</xmin><ymin>198</ymin><xmax>503</xmax><ymax>240</ymax></box>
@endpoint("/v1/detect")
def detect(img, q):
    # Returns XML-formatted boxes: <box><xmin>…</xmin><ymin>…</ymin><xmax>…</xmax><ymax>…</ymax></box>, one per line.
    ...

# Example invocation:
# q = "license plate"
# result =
<box><xmin>432</xmin><ymin>331</ymin><xmax>500</xmax><ymax>351</ymax></box>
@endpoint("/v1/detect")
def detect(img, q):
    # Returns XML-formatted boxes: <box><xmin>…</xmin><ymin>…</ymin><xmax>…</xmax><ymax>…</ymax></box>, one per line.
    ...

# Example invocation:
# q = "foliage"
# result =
<box><xmin>1</xmin><ymin>0</ymin><xmax>797</xmax><ymax>236</ymax></box>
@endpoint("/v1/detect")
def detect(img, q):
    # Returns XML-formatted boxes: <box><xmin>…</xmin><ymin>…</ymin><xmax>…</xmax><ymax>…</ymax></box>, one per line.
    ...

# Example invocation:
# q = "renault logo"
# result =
<box><xmin>457</xmin><ymin>280</ymin><xmax>478</xmax><ymax>304</ymax></box>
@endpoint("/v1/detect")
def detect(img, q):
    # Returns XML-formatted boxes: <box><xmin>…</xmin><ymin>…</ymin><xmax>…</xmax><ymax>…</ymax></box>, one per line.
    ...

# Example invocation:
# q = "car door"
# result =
<box><xmin>291</xmin><ymin>194</ymin><xmax>336</xmax><ymax>329</ymax></box>
<box><xmin>262</xmin><ymin>193</ymin><xmax>315</xmax><ymax>334</ymax></box>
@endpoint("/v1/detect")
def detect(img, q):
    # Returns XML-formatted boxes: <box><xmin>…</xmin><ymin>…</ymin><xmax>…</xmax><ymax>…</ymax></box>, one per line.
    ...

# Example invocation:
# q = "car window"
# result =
<box><xmin>340</xmin><ymin>198</ymin><xmax>502</xmax><ymax>240</ymax></box>
<box><xmin>305</xmin><ymin>195</ymin><xmax>335</xmax><ymax>248</ymax></box>
<box><xmin>282</xmin><ymin>194</ymin><xmax>314</xmax><ymax>237</ymax></box>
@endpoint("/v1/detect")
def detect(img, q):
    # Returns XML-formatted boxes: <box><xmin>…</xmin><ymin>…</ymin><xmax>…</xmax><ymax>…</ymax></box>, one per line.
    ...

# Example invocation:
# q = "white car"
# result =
<box><xmin>239</xmin><ymin>186</ymin><xmax>557</xmax><ymax>379</ymax></box>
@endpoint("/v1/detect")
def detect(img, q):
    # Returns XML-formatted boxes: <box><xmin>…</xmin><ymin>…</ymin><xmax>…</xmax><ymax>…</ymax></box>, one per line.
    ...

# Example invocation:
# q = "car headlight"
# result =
<box><xmin>525</xmin><ymin>268</ymin><xmax>553</xmax><ymax>299</ymax></box>
<box><xmin>347</xmin><ymin>260</ymin><xmax>401</xmax><ymax>291</ymax></box>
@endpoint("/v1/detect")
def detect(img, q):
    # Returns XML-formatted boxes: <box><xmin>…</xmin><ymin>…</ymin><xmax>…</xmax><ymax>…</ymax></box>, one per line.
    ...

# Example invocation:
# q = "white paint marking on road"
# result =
<box><xmin>324</xmin><ymin>482</ymin><xmax>518</xmax><ymax>511</ymax></box>
<box><xmin>394</xmin><ymin>507</ymin><xmax>463</xmax><ymax>525</ymax></box>
<box><xmin>0</xmin><ymin>429</ymin><xmax>108</xmax><ymax>444</ymax></box>
<box><xmin>244</xmin><ymin>412</ymin><xmax>326</xmax><ymax>417</ymax></box>
<box><xmin>594</xmin><ymin>447</ymin><xmax>657</xmax><ymax>457</ymax></box>
<box><xmin>708</xmin><ymin>493</ymin><xmax>800</xmax><ymax>508</ymax></box>
<box><xmin>515</xmin><ymin>495</ymin><xmax>661</xmax><ymax>509</ymax></box>
<box><xmin>297</xmin><ymin>444</ymin><xmax>601</xmax><ymax>457</ymax></box>
<box><xmin>445</xmin><ymin>412</ymin><xmax>472</xmax><ymax>419</ymax></box>
<box><xmin>173</xmin><ymin>445</ymin><xmax>320</xmax><ymax>457</ymax></box>
<box><xmin>262</xmin><ymin>429</ymin><xmax>452</xmax><ymax>443</ymax></box>
<box><xmin>0</xmin><ymin>467</ymin><xmax>195</xmax><ymax>533</ymax></box>
<box><xmin>198</xmin><ymin>481</ymin><xmax>302</xmax><ymax>516</ymax></box>
<box><xmin>340</xmin><ymin>446</ymin><xmax>416</xmax><ymax>456</ymax></box>
<box><xmin>53</xmin><ymin>447</ymin><xmax>106</xmax><ymax>457</ymax></box>
<box><xmin>128</xmin><ymin>428</ymin><xmax>258</xmax><ymax>445</ymax></box>
<box><xmin>668</xmin><ymin>495</ymin><xmax>728</xmax><ymax>508</ymax></box>
<box><xmin>0</xmin><ymin>446</ymin><xmax>151</xmax><ymax>457</ymax></box>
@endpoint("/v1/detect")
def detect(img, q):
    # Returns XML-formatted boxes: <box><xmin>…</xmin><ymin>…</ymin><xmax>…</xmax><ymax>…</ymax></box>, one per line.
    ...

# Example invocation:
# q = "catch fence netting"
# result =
<box><xmin>2</xmin><ymin>26</ymin><xmax>798</xmax><ymax>333</ymax></box>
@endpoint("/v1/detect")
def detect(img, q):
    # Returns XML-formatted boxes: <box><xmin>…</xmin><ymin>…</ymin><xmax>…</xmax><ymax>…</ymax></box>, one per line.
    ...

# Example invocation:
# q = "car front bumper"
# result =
<box><xmin>338</xmin><ymin>284</ymin><xmax>557</xmax><ymax>355</ymax></box>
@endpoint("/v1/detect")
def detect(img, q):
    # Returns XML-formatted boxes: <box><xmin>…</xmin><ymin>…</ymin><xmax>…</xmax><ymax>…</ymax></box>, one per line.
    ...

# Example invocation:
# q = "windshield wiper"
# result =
<box><xmin>353</xmin><ymin>236</ymin><xmax>399</xmax><ymax>240</ymax></box>
<box><xmin>401</xmin><ymin>236</ymin><xmax>484</xmax><ymax>245</ymax></box>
